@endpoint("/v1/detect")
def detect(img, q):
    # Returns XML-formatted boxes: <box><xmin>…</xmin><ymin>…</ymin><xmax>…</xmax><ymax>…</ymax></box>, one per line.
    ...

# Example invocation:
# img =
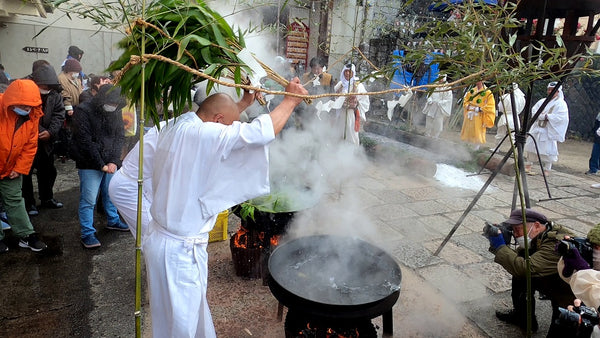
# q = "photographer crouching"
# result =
<box><xmin>555</xmin><ymin>223</ymin><xmax>600</xmax><ymax>337</ymax></box>
<box><xmin>484</xmin><ymin>208</ymin><xmax>575</xmax><ymax>336</ymax></box>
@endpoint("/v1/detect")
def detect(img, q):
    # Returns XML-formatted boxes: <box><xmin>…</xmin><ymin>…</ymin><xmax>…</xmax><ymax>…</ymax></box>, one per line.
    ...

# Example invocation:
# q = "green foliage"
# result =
<box><xmin>359</xmin><ymin>134</ymin><xmax>378</xmax><ymax>153</ymax></box>
<box><xmin>377</xmin><ymin>0</ymin><xmax>600</xmax><ymax>99</ymax></box>
<box><xmin>52</xmin><ymin>0</ymin><xmax>257</xmax><ymax>126</ymax></box>
<box><xmin>236</xmin><ymin>193</ymin><xmax>293</xmax><ymax>222</ymax></box>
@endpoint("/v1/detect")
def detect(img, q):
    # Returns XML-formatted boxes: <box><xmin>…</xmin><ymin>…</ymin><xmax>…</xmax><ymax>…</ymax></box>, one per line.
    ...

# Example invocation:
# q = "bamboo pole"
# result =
<box><xmin>134</xmin><ymin>1</ymin><xmax>146</xmax><ymax>336</ymax></box>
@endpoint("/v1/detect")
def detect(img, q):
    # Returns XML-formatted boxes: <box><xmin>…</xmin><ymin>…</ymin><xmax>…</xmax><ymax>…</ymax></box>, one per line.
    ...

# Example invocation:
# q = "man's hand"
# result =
<box><xmin>346</xmin><ymin>96</ymin><xmax>358</xmax><ymax>109</ymax></box>
<box><xmin>282</xmin><ymin>77</ymin><xmax>307</xmax><ymax>106</ymax></box>
<box><xmin>8</xmin><ymin>171</ymin><xmax>20</xmax><ymax>179</ymax></box>
<box><xmin>38</xmin><ymin>130</ymin><xmax>51</xmax><ymax>141</ymax></box>
<box><xmin>238</xmin><ymin>89</ymin><xmax>256</xmax><ymax>110</ymax></box>
<box><xmin>488</xmin><ymin>233</ymin><xmax>506</xmax><ymax>250</ymax></box>
<box><xmin>102</xmin><ymin>163</ymin><xmax>118</xmax><ymax>174</ymax></box>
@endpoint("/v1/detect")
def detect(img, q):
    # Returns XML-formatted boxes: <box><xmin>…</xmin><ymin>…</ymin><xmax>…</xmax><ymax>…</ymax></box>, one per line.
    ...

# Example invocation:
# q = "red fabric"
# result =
<box><xmin>0</xmin><ymin>79</ymin><xmax>43</xmax><ymax>178</ymax></box>
<box><xmin>354</xmin><ymin>108</ymin><xmax>360</xmax><ymax>132</ymax></box>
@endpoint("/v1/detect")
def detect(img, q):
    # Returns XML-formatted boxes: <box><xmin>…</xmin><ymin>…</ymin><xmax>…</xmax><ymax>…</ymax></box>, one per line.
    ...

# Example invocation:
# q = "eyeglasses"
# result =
<box><xmin>548</xmin><ymin>81</ymin><xmax>558</xmax><ymax>87</ymax></box>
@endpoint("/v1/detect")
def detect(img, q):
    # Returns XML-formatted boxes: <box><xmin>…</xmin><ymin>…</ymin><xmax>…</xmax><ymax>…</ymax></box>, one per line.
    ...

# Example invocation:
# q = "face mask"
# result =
<box><xmin>515</xmin><ymin>227</ymin><xmax>533</xmax><ymax>249</ymax></box>
<box><xmin>103</xmin><ymin>104</ymin><xmax>117</xmax><ymax>112</ymax></box>
<box><xmin>72</xmin><ymin>73</ymin><xmax>79</xmax><ymax>79</ymax></box>
<box><xmin>593</xmin><ymin>248</ymin><xmax>600</xmax><ymax>270</ymax></box>
<box><xmin>13</xmin><ymin>107</ymin><xmax>31</xmax><ymax>116</ymax></box>
<box><xmin>39</xmin><ymin>89</ymin><xmax>51</xmax><ymax>95</ymax></box>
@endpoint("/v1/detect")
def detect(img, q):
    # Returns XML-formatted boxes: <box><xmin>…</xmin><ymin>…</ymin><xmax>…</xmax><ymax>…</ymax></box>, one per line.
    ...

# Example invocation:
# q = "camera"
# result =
<box><xmin>556</xmin><ymin>237</ymin><xmax>594</xmax><ymax>266</ymax></box>
<box><xmin>556</xmin><ymin>305</ymin><xmax>599</xmax><ymax>337</ymax></box>
<box><xmin>482</xmin><ymin>221</ymin><xmax>513</xmax><ymax>245</ymax></box>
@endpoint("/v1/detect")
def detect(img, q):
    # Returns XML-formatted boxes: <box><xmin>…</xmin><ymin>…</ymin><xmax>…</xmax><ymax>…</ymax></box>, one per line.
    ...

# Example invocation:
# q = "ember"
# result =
<box><xmin>230</xmin><ymin>226</ymin><xmax>280</xmax><ymax>279</ymax></box>
<box><xmin>284</xmin><ymin>311</ymin><xmax>376</xmax><ymax>338</ymax></box>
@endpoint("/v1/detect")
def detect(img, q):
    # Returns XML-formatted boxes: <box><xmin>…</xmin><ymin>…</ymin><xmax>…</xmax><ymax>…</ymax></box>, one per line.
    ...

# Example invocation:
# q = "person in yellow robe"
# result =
<box><xmin>461</xmin><ymin>81</ymin><xmax>496</xmax><ymax>149</ymax></box>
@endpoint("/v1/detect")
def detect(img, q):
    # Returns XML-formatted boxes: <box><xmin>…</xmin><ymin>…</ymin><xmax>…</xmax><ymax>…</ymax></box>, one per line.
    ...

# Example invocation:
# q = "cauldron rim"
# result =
<box><xmin>268</xmin><ymin>234</ymin><xmax>402</xmax><ymax>308</ymax></box>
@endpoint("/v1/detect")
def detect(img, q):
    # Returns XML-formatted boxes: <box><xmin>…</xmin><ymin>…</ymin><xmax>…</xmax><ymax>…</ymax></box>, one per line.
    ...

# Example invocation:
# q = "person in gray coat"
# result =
<box><xmin>22</xmin><ymin>63</ymin><xmax>66</xmax><ymax>215</ymax></box>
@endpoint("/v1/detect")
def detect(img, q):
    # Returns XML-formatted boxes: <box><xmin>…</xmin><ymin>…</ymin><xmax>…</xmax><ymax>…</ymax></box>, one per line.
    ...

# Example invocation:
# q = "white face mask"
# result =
<box><xmin>103</xmin><ymin>104</ymin><xmax>117</xmax><ymax>112</ymax></box>
<box><xmin>39</xmin><ymin>88</ymin><xmax>51</xmax><ymax>95</ymax></box>
<box><xmin>72</xmin><ymin>73</ymin><xmax>79</xmax><ymax>79</ymax></box>
<box><xmin>593</xmin><ymin>248</ymin><xmax>600</xmax><ymax>270</ymax></box>
<box><xmin>515</xmin><ymin>227</ymin><xmax>533</xmax><ymax>249</ymax></box>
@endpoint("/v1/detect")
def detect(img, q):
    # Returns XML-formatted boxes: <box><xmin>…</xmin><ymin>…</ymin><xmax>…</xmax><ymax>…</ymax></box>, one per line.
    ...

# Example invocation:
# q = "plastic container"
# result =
<box><xmin>209</xmin><ymin>210</ymin><xmax>229</xmax><ymax>243</ymax></box>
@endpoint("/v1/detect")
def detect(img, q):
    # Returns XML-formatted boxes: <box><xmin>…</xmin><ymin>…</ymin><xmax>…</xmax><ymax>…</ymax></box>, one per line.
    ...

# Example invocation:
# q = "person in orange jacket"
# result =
<box><xmin>0</xmin><ymin>79</ymin><xmax>48</xmax><ymax>253</ymax></box>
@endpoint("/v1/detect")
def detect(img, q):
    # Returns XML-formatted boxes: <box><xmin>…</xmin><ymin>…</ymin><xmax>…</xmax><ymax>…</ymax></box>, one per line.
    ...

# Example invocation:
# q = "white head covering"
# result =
<box><xmin>339</xmin><ymin>63</ymin><xmax>357</xmax><ymax>93</ymax></box>
<box><xmin>548</xmin><ymin>81</ymin><xmax>564</xmax><ymax>100</ymax></box>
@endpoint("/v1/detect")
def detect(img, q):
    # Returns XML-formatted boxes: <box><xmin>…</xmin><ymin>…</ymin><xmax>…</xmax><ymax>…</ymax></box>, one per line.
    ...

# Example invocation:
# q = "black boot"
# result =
<box><xmin>495</xmin><ymin>309</ymin><xmax>538</xmax><ymax>333</ymax></box>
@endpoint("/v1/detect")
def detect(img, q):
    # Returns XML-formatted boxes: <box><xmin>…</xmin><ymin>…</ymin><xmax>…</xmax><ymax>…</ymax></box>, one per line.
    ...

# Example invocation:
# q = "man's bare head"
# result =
<box><xmin>196</xmin><ymin>93</ymin><xmax>239</xmax><ymax>125</ymax></box>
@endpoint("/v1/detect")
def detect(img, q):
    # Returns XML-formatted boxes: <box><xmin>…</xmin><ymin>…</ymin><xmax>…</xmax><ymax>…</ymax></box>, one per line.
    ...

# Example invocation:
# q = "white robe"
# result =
<box><xmin>524</xmin><ymin>92</ymin><xmax>569</xmax><ymax>166</ymax></box>
<box><xmin>143</xmin><ymin>112</ymin><xmax>274</xmax><ymax>338</ymax></box>
<box><xmin>495</xmin><ymin>87</ymin><xmax>525</xmax><ymax>143</ymax></box>
<box><xmin>108</xmin><ymin>124</ymin><xmax>164</xmax><ymax>240</ymax></box>
<box><xmin>333</xmin><ymin>81</ymin><xmax>369</xmax><ymax>145</ymax></box>
<box><xmin>422</xmin><ymin>85</ymin><xmax>453</xmax><ymax>138</ymax></box>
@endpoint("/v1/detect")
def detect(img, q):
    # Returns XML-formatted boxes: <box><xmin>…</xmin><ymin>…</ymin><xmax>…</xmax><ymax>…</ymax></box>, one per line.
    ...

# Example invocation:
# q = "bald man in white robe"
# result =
<box><xmin>143</xmin><ymin>78</ymin><xmax>307</xmax><ymax>338</ymax></box>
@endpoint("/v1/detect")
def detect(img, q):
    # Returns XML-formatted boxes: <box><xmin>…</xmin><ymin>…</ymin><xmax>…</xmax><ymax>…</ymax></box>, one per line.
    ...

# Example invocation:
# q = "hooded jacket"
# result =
<box><xmin>0</xmin><ymin>79</ymin><xmax>43</xmax><ymax>178</ymax></box>
<box><xmin>70</xmin><ymin>84</ymin><xmax>125</xmax><ymax>170</ymax></box>
<box><xmin>31</xmin><ymin>65</ymin><xmax>66</xmax><ymax>154</ymax></box>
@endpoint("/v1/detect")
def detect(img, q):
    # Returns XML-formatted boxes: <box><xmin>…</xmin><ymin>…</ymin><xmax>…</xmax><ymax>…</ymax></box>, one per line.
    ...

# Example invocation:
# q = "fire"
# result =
<box><xmin>295</xmin><ymin>323</ymin><xmax>359</xmax><ymax>338</ymax></box>
<box><xmin>233</xmin><ymin>227</ymin><xmax>249</xmax><ymax>249</ymax></box>
<box><xmin>233</xmin><ymin>226</ymin><xmax>279</xmax><ymax>249</ymax></box>
<box><xmin>270</xmin><ymin>235</ymin><xmax>279</xmax><ymax>247</ymax></box>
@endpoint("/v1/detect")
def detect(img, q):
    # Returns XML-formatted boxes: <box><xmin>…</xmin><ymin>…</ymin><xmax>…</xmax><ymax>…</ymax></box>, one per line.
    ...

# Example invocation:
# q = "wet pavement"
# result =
<box><xmin>1</xmin><ymin>127</ymin><xmax>599</xmax><ymax>337</ymax></box>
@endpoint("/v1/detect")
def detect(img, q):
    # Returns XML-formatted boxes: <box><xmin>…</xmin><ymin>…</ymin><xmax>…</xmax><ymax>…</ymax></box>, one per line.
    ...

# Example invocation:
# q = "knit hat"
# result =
<box><xmin>32</xmin><ymin>65</ymin><xmax>60</xmax><ymax>86</ymax></box>
<box><xmin>588</xmin><ymin>224</ymin><xmax>600</xmax><ymax>246</ymax></box>
<box><xmin>63</xmin><ymin>59</ymin><xmax>82</xmax><ymax>73</ymax></box>
<box><xmin>505</xmin><ymin>208</ymin><xmax>548</xmax><ymax>225</ymax></box>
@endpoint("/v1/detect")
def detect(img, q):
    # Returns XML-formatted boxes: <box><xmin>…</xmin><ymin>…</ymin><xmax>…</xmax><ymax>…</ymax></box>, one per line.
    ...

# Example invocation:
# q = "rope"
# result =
<box><xmin>125</xmin><ymin>54</ymin><xmax>486</xmax><ymax>101</ymax></box>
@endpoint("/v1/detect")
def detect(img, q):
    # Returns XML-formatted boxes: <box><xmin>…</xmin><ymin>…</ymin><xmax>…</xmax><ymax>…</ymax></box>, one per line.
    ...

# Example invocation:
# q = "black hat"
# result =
<box><xmin>32</xmin><ymin>65</ymin><xmax>59</xmax><ymax>86</ymax></box>
<box><xmin>68</xmin><ymin>46</ymin><xmax>84</xmax><ymax>58</ymax></box>
<box><xmin>505</xmin><ymin>208</ymin><xmax>548</xmax><ymax>225</ymax></box>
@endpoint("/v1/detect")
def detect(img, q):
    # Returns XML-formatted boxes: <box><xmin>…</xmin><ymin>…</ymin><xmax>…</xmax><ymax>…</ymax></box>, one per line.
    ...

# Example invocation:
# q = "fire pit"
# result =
<box><xmin>267</xmin><ymin>235</ymin><xmax>402</xmax><ymax>337</ymax></box>
<box><xmin>230</xmin><ymin>192</ymin><xmax>318</xmax><ymax>280</ymax></box>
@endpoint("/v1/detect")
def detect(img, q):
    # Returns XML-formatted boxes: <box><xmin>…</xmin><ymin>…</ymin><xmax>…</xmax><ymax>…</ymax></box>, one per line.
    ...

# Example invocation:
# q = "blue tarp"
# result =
<box><xmin>390</xmin><ymin>50</ymin><xmax>443</xmax><ymax>96</ymax></box>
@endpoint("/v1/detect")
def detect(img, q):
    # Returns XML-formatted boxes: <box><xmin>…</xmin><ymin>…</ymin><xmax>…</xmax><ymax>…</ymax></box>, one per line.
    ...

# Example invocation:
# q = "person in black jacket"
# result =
<box><xmin>586</xmin><ymin>112</ymin><xmax>600</xmax><ymax>175</ymax></box>
<box><xmin>70</xmin><ymin>84</ymin><xmax>128</xmax><ymax>248</ymax></box>
<box><xmin>22</xmin><ymin>64</ymin><xmax>66</xmax><ymax>216</ymax></box>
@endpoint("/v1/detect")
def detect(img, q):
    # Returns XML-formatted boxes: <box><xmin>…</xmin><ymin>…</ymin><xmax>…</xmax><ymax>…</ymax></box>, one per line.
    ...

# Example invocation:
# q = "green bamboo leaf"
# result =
<box><xmin>211</xmin><ymin>22</ymin><xmax>226</xmax><ymax>47</ymax></box>
<box><xmin>206</xmin><ymin>80</ymin><xmax>216</xmax><ymax>95</ymax></box>
<box><xmin>201</xmin><ymin>47</ymin><xmax>213</xmax><ymax>64</ymax></box>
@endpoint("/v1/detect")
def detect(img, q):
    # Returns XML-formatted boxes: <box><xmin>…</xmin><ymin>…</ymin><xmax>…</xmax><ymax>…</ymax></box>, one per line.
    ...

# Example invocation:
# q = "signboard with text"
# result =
<box><xmin>22</xmin><ymin>46</ymin><xmax>49</xmax><ymax>53</ymax></box>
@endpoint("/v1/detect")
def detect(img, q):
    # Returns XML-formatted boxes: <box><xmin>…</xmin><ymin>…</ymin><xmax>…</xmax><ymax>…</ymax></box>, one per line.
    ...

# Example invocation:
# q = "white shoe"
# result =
<box><xmin>1</xmin><ymin>220</ymin><xmax>10</xmax><ymax>230</ymax></box>
<box><xmin>591</xmin><ymin>183</ymin><xmax>600</xmax><ymax>189</ymax></box>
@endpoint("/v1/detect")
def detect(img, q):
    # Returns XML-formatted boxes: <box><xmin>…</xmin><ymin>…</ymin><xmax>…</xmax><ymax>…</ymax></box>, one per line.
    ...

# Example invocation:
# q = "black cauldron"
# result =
<box><xmin>268</xmin><ymin>235</ymin><xmax>402</xmax><ymax>334</ymax></box>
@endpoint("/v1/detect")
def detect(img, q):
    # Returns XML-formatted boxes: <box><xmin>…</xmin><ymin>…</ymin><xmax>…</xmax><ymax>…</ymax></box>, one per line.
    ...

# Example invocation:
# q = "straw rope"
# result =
<box><xmin>125</xmin><ymin>54</ymin><xmax>486</xmax><ymax>101</ymax></box>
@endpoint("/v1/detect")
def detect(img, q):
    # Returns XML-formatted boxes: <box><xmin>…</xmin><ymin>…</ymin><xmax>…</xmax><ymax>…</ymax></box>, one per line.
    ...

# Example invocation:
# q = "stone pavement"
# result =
<box><xmin>6</xmin><ymin>129</ymin><xmax>598</xmax><ymax>338</ymax></box>
<box><xmin>345</xmin><ymin>132</ymin><xmax>600</xmax><ymax>337</ymax></box>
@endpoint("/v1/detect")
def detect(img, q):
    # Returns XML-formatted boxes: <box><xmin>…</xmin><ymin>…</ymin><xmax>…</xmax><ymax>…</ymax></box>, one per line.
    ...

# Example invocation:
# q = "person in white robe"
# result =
<box><xmin>495</xmin><ymin>83</ymin><xmax>525</xmax><ymax>147</ymax></box>
<box><xmin>421</xmin><ymin>75</ymin><xmax>453</xmax><ymax>138</ymax></box>
<box><xmin>107</xmin><ymin>125</ymin><xmax>161</xmax><ymax>239</ymax></box>
<box><xmin>143</xmin><ymin>78</ymin><xmax>307</xmax><ymax>338</ymax></box>
<box><xmin>333</xmin><ymin>64</ymin><xmax>369</xmax><ymax>145</ymax></box>
<box><xmin>108</xmin><ymin>92</ymin><xmax>256</xmax><ymax>241</ymax></box>
<box><xmin>524</xmin><ymin>81</ymin><xmax>569</xmax><ymax>174</ymax></box>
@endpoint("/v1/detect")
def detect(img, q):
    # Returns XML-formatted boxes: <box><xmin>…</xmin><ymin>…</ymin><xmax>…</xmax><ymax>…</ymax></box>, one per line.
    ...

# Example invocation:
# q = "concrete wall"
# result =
<box><xmin>0</xmin><ymin>10</ymin><xmax>124</xmax><ymax>79</ymax></box>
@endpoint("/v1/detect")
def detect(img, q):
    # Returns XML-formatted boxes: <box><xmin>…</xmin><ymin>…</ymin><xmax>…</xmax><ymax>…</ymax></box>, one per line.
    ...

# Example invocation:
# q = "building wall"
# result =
<box><xmin>0</xmin><ymin>11</ymin><xmax>123</xmax><ymax>79</ymax></box>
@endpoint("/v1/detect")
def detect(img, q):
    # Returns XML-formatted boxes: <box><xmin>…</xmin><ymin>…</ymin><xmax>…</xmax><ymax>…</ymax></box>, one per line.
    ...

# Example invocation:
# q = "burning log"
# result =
<box><xmin>229</xmin><ymin>226</ymin><xmax>280</xmax><ymax>279</ymax></box>
<box><xmin>284</xmin><ymin>310</ymin><xmax>376</xmax><ymax>338</ymax></box>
